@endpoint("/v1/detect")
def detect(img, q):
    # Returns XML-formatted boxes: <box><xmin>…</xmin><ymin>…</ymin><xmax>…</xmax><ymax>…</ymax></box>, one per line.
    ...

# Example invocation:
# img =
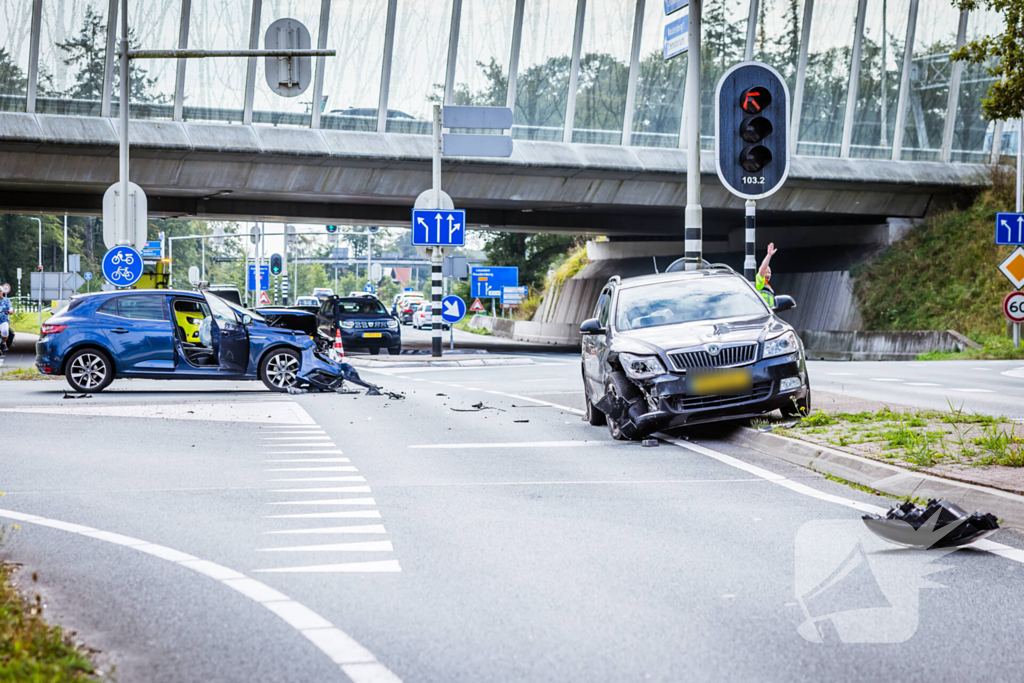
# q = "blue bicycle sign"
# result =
<box><xmin>102</xmin><ymin>246</ymin><xmax>144</xmax><ymax>287</ymax></box>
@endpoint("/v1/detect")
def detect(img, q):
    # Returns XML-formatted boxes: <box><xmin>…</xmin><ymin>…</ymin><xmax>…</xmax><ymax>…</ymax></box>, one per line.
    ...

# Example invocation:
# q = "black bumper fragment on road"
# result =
<box><xmin>862</xmin><ymin>499</ymin><xmax>1000</xmax><ymax>549</ymax></box>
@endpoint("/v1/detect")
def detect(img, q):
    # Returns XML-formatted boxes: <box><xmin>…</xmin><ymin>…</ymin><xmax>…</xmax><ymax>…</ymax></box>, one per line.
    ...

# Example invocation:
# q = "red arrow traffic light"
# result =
<box><xmin>740</xmin><ymin>87</ymin><xmax>772</xmax><ymax>113</ymax></box>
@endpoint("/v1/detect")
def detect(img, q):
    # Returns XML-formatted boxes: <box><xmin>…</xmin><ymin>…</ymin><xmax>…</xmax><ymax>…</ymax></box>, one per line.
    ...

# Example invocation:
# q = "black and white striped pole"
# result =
<box><xmin>431</xmin><ymin>105</ymin><xmax>444</xmax><ymax>358</ymax></box>
<box><xmin>744</xmin><ymin>200</ymin><xmax>756</xmax><ymax>281</ymax></box>
<box><xmin>683</xmin><ymin>0</ymin><xmax>702</xmax><ymax>270</ymax></box>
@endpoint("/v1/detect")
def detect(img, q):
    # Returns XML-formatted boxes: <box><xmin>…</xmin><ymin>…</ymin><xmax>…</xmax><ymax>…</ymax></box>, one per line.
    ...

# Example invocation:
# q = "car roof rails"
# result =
<box><xmin>608</xmin><ymin>275</ymin><xmax>621</xmax><ymax>284</ymax></box>
<box><xmin>664</xmin><ymin>258</ymin><xmax>738</xmax><ymax>275</ymax></box>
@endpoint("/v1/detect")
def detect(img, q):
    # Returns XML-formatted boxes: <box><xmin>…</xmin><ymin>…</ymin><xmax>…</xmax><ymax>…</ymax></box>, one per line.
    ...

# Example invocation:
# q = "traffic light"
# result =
<box><xmin>270</xmin><ymin>253</ymin><xmax>283</xmax><ymax>275</ymax></box>
<box><xmin>326</xmin><ymin>224</ymin><xmax>338</xmax><ymax>234</ymax></box>
<box><xmin>715</xmin><ymin>61</ymin><xmax>790</xmax><ymax>200</ymax></box>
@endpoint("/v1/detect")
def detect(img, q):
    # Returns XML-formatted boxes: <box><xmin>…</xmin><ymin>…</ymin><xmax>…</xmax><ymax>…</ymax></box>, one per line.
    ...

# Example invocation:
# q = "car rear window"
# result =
<box><xmin>615</xmin><ymin>277</ymin><xmax>767</xmax><ymax>331</ymax></box>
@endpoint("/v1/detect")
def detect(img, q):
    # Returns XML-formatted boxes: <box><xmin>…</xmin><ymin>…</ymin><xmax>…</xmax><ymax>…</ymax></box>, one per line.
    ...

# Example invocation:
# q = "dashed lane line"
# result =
<box><xmin>270</xmin><ymin>477</ymin><xmax>367</xmax><ymax>483</ymax></box>
<box><xmin>266</xmin><ymin>466</ymin><xmax>359</xmax><ymax>473</ymax></box>
<box><xmin>266</xmin><ymin>511</ymin><xmax>382</xmax><ymax>520</ymax></box>
<box><xmin>263</xmin><ymin>458</ymin><xmax>352</xmax><ymax>463</ymax></box>
<box><xmin>271</xmin><ymin>487</ymin><xmax>373</xmax><ymax>494</ymax></box>
<box><xmin>0</xmin><ymin>507</ymin><xmax>401</xmax><ymax>683</ymax></box>
<box><xmin>869</xmin><ymin>378</ymin><xmax>904</xmax><ymax>382</ymax></box>
<box><xmin>260</xmin><ymin>541</ymin><xmax>394</xmax><ymax>553</ymax></box>
<box><xmin>255</xmin><ymin>560</ymin><xmax>402</xmax><ymax>574</ymax></box>
<box><xmin>266</xmin><ymin>525</ymin><xmax>387</xmax><ymax>535</ymax></box>
<box><xmin>261</xmin><ymin>450</ymin><xmax>346</xmax><ymax>455</ymax></box>
<box><xmin>905</xmin><ymin>383</ymin><xmax>942</xmax><ymax>387</ymax></box>
<box><xmin>410</xmin><ymin>440</ymin><xmax>605</xmax><ymax>449</ymax></box>
<box><xmin>950</xmin><ymin>388</ymin><xmax>995</xmax><ymax>393</ymax></box>
<box><xmin>268</xmin><ymin>498</ymin><xmax>377</xmax><ymax>506</ymax></box>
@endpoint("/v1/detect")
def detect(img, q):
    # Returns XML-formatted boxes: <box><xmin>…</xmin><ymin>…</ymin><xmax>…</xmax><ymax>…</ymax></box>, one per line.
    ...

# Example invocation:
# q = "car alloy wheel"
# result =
<box><xmin>265</xmin><ymin>351</ymin><xmax>300</xmax><ymax>389</ymax></box>
<box><xmin>69</xmin><ymin>352</ymin><xmax>108</xmax><ymax>390</ymax></box>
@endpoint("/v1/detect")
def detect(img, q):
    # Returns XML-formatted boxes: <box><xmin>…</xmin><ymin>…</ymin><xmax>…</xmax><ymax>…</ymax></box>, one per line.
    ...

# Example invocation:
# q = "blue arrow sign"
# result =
<box><xmin>102</xmin><ymin>246</ymin><xmax>144</xmax><ymax>287</ymax></box>
<box><xmin>996</xmin><ymin>212</ymin><xmax>1024</xmax><ymax>245</ymax></box>
<box><xmin>411</xmin><ymin>209</ymin><xmax>466</xmax><ymax>247</ymax></box>
<box><xmin>364</xmin><ymin>283</ymin><xmax>374</xmax><ymax>293</ymax></box>
<box><xmin>441</xmin><ymin>295</ymin><xmax>466</xmax><ymax>324</ymax></box>
<box><xmin>83</xmin><ymin>271</ymin><xmax>93</xmax><ymax>281</ymax></box>
<box><xmin>247</xmin><ymin>265</ymin><xmax>270</xmax><ymax>291</ymax></box>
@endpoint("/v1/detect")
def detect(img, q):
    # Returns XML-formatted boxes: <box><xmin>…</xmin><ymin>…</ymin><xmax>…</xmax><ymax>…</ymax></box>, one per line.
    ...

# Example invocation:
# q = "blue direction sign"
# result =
<box><xmin>664</xmin><ymin>13</ymin><xmax>688</xmax><ymax>58</ymax></box>
<box><xmin>471</xmin><ymin>266</ymin><xmax>518</xmax><ymax>298</ymax></box>
<box><xmin>441</xmin><ymin>295</ymin><xmax>466</xmax><ymax>324</ymax></box>
<box><xmin>102</xmin><ymin>245</ymin><xmax>144</xmax><ymax>287</ymax></box>
<box><xmin>996</xmin><ymin>212</ymin><xmax>1024</xmax><ymax>245</ymax></box>
<box><xmin>411</xmin><ymin>209</ymin><xmax>466</xmax><ymax>247</ymax></box>
<box><xmin>247</xmin><ymin>264</ymin><xmax>270</xmax><ymax>291</ymax></box>
<box><xmin>141</xmin><ymin>240</ymin><xmax>162</xmax><ymax>259</ymax></box>
<box><xmin>83</xmin><ymin>271</ymin><xmax>93</xmax><ymax>281</ymax></box>
<box><xmin>664</xmin><ymin>0</ymin><xmax>688</xmax><ymax>14</ymax></box>
<box><xmin>364</xmin><ymin>283</ymin><xmax>374</xmax><ymax>293</ymax></box>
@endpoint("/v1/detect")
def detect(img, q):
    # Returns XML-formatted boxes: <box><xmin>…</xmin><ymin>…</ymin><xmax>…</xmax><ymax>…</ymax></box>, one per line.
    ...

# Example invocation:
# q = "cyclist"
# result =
<box><xmin>0</xmin><ymin>287</ymin><xmax>12</xmax><ymax>353</ymax></box>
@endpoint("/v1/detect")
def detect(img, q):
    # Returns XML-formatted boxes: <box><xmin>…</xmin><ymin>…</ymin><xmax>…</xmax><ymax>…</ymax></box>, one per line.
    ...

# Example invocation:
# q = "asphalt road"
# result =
<box><xmin>3</xmin><ymin>355</ymin><xmax>1024</xmax><ymax>682</ymax></box>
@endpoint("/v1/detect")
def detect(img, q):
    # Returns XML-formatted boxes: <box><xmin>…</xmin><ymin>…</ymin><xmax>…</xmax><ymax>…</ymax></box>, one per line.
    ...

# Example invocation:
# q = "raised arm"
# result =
<box><xmin>758</xmin><ymin>243</ymin><xmax>777</xmax><ymax>279</ymax></box>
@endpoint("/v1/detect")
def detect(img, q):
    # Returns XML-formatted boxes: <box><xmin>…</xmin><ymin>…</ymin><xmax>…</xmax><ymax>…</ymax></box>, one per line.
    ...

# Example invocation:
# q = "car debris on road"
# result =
<box><xmin>862</xmin><ymin>499</ymin><xmax>1000</xmax><ymax>549</ymax></box>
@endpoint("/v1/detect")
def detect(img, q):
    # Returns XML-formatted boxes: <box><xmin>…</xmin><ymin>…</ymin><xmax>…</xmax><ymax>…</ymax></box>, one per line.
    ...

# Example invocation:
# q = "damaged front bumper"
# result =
<box><xmin>297</xmin><ymin>347</ymin><xmax>376</xmax><ymax>391</ymax></box>
<box><xmin>597</xmin><ymin>353</ymin><xmax>808</xmax><ymax>438</ymax></box>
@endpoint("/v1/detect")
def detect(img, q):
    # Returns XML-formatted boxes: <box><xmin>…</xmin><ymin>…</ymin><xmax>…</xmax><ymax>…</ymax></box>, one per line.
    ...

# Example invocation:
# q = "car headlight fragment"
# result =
<box><xmin>339</xmin><ymin>320</ymin><xmax>355</xmax><ymax>329</ymax></box>
<box><xmin>619</xmin><ymin>352</ymin><xmax>666</xmax><ymax>380</ymax></box>
<box><xmin>387</xmin><ymin>319</ymin><xmax>398</xmax><ymax>328</ymax></box>
<box><xmin>763</xmin><ymin>330</ymin><xmax>799</xmax><ymax>359</ymax></box>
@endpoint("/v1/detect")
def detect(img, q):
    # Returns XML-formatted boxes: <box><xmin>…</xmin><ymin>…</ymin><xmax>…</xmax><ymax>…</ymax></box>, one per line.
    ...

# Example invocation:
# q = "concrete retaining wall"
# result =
<box><xmin>471</xmin><ymin>315</ymin><xmax>581</xmax><ymax>346</ymax></box>
<box><xmin>798</xmin><ymin>329</ymin><xmax>980</xmax><ymax>361</ymax></box>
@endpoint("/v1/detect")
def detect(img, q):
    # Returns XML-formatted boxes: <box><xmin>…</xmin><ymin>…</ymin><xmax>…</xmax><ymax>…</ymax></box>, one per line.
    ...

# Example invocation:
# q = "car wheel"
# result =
<box><xmin>260</xmin><ymin>348</ymin><xmax>301</xmax><ymax>392</ymax></box>
<box><xmin>584</xmin><ymin>376</ymin><xmax>607</xmax><ymax>426</ymax></box>
<box><xmin>65</xmin><ymin>348</ymin><xmax>114</xmax><ymax>393</ymax></box>
<box><xmin>781</xmin><ymin>387</ymin><xmax>812</xmax><ymax>419</ymax></box>
<box><xmin>606</xmin><ymin>371</ymin><xmax>643</xmax><ymax>441</ymax></box>
<box><xmin>368</xmin><ymin>347</ymin><xmax>380</xmax><ymax>356</ymax></box>
<box><xmin>388</xmin><ymin>345</ymin><xmax>401</xmax><ymax>355</ymax></box>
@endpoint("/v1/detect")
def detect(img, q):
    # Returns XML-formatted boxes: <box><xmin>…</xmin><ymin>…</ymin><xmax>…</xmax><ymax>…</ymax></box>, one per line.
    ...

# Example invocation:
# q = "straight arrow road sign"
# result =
<box><xmin>411</xmin><ymin>209</ymin><xmax>466</xmax><ymax>247</ymax></box>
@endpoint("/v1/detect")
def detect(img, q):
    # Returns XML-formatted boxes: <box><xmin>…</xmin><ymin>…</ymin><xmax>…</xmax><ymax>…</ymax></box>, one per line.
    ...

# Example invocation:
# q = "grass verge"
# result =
<box><xmin>0</xmin><ymin>527</ymin><xmax>100</xmax><ymax>681</ymax></box>
<box><xmin>0</xmin><ymin>367</ymin><xmax>60</xmax><ymax>381</ymax></box>
<box><xmin>454</xmin><ymin>317</ymin><xmax>492</xmax><ymax>336</ymax></box>
<box><xmin>917</xmin><ymin>334</ymin><xmax>1024</xmax><ymax>360</ymax></box>
<box><xmin>10</xmin><ymin>310</ymin><xmax>51</xmax><ymax>337</ymax></box>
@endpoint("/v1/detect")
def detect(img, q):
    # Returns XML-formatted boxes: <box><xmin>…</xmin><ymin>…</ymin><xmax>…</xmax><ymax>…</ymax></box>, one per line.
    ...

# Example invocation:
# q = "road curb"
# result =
<box><xmin>347</xmin><ymin>357</ymin><xmax>536</xmax><ymax>369</ymax></box>
<box><xmin>724</xmin><ymin>427</ymin><xmax>1024</xmax><ymax>529</ymax></box>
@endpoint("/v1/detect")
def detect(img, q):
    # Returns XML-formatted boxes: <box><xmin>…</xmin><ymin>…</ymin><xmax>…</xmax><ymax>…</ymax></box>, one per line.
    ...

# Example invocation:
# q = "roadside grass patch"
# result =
<box><xmin>0</xmin><ymin>367</ymin><xmax>60</xmax><ymax>381</ymax></box>
<box><xmin>0</xmin><ymin>527</ymin><xmax>101</xmax><ymax>681</ymax></box>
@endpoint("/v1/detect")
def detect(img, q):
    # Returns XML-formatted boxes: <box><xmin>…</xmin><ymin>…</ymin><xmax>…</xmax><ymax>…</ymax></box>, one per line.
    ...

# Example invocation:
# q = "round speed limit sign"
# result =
<box><xmin>1004</xmin><ymin>291</ymin><xmax>1024</xmax><ymax>323</ymax></box>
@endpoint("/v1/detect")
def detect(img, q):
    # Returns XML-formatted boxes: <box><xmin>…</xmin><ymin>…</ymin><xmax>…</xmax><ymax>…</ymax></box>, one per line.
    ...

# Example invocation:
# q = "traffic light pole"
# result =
<box><xmin>744</xmin><ymin>200</ymin><xmax>756</xmax><ymax>281</ymax></box>
<box><xmin>684</xmin><ymin>0</ymin><xmax>702</xmax><ymax>271</ymax></box>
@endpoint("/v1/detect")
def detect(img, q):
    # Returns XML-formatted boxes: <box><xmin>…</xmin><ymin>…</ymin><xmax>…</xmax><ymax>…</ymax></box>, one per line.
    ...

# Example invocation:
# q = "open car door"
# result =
<box><xmin>203</xmin><ymin>291</ymin><xmax>250</xmax><ymax>374</ymax></box>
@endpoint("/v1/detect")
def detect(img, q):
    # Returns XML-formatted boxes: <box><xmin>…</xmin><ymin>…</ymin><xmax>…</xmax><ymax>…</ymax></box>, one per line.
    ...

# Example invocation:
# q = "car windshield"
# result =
<box><xmin>615</xmin><ymin>277</ymin><xmax>767</xmax><ymax>331</ymax></box>
<box><xmin>338</xmin><ymin>298</ymin><xmax>387</xmax><ymax>315</ymax></box>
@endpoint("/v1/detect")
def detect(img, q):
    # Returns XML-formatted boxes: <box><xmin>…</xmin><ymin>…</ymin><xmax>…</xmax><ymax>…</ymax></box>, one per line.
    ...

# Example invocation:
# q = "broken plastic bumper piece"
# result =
<box><xmin>861</xmin><ymin>499</ymin><xmax>1000</xmax><ymax>549</ymax></box>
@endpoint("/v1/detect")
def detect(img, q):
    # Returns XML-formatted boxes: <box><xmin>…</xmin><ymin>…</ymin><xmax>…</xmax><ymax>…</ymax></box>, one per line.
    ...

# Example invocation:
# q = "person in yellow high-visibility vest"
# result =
<box><xmin>755</xmin><ymin>242</ymin><xmax>777</xmax><ymax>308</ymax></box>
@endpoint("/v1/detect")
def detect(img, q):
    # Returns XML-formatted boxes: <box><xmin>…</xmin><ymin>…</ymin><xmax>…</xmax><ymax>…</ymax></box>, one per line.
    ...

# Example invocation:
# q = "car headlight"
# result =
<box><xmin>387</xmin><ymin>319</ymin><xmax>398</xmax><ymax>328</ymax></box>
<box><xmin>339</xmin><ymin>320</ymin><xmax>355</xmax><ymax>329</ymax></box>
<box><xmin>619</xmin><ymin>352</ymin><xmax>666</xmax><ymax>380</ymax></box>
<box><xmin>763</xmin><ymin>331</ymin><xmax>799</xmax><ymax>359</ymax></box>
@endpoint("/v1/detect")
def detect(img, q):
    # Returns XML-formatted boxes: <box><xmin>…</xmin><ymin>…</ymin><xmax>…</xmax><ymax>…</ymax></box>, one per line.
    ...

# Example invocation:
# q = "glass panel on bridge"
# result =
<box><xmin>900</xmin><ymin>0</ymin><xmax>960</xmax><ymax>161</ymax></box>
<box><xmin>386</xmin><ymin>0</ymin><xmax>454</xmax><ymax>134</ymax></box>
<box><xmin>795</xmin><ymin>0</ymin><xmax>858</xmax><ymax>157</ymax></box>
<box><xmin>0</xmin><ymin>0</ymin><xmax>36</xmax><ymax>113</ymax></box>
<box><xmin>850</xmin><ymin>0</ymin><xmax>911</xmax><ymax>160</ymax></box>
<box><xmin>629</xmin><ymin>0</ymin><xmax>686</xmax><ymax>149</ymax></box>
<box><xmin>319</xmin><ymin>0</ymin><xmax>388</xmax><ymax>132</ymax></box>
<box><xmin>511</xmin><ymin>0</ymin><xmax>576</xmax><ymax>142</ymax></box>
<box><xmin>252</xmin><ymin>0</ymin><xmax>324</xmax><ymax>128</ymax></box>
<box><xmin>700</xmin><ymin>0</ymin><xmax>749</xmax><ymax>151</ymax></box>
<box><xmin>37</xmin><ymin>0</ymin><xmax>110</xmax><ymax>117</ymax></box>
<box><xmin>951</xmin><ymin>8</ymin><xmax>1003</xmax><ymax>164</ymax></box>
<box><xmin>182</xmin><ymin>0</ymin><xmax>251</xmax><ymax>124</ymax></box>
<box><xmin>569</xmin><ymin>0</ymin><xmax>635</xmax><ymax>145</ymax></box>
<box><xmin>110</xmin><ymin>0</ymin><xmax>179</xmax><ymax>120</ymax></box>
<box><xmin>752</xmin><ymin>0</ymin><xmax>804</xmax><ymax>98</ymax></box>
<box><xmin>451</xmin><ymin>0</ymin><xmax>515</xmax><ymax>109</ymax></box>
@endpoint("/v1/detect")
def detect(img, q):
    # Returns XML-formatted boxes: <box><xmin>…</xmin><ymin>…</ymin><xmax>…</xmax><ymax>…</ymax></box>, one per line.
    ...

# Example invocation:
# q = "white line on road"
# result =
<box><xmin>826</xmin><ymin>373</ymin><xmax>856</xmax><ymax>376</ymax></box>
<box><xmin>268</xmin><ymin>498</ymin><xmax>376</xmax><ymax>506</ymax></box>
<box><xmin>254</xmin><ymin>560</ymin><xmax>402</xmax><ymax>574</ymax></box>
<box><xmin>261</xmin><ymin>436</ymin><xmax>335</xmax><ymax>441</ymax></box>
<box><xmin>270</xmin><ymin>477</ymin><xmax>366</xmax><ymax>483</ymax></box>
<box><xmin>262</xmin><ymin>443</ymin><xmax>340</xmax><ymax>448</ymax></box>
<box><xmin>870</xmin><ymin>378</ymin><xmax>904</xmax><ymax>382</ymax></box>
<box><xmin>409</xmin><ymin>440</ymin><xmax>602</xmax><ymax>449</ymax></box>
<box><xmin>0</xmin><ymin>507</ymin><xmax>401</xmax><ymax>682</ymax></box>
<box><xmin>260</xmin><ymin>450</ymin><xmax>345</xmax><ymax>455</ymax></box>
<box><xmin>263</xmin><ymin>458</ymin><xmax>352</xmax><ymax>463</ymax></box>
<box><xmin>1002</xmin><ymin>367</ymin><xmax>1024</xmax><ymax>378</ymax></box>
<box><xmin>266</xmin><ymin>525</ymin><xmax>387</xmax><ymax>535</ymax></box>
<box><xmin>265</xmin><ymin>467</ymin><xmax>359</xmax><ymax>472</ymax></box>
<box><xmin>271</xmin><ymin>487</ymin><xmax>373</xmax><ymax>494</ymax></box>
<box><xmin>260</xmin><ymin>541</ymin><xmax>394</xmax><ymax>553</ymax></box>
<box><xmin>951</xmin><ymin>388</ymin><xmax>995</xmax><ymax>393</ymax></box>
<box><xmin>266</xmin><ymin>511</ymin><xmax>382</xmax><ymax>519</ymax></box>
<box><xmin>905</xmin><ymin>383</ymin><xmax>942</xmax><ymax>387</ymax></box>
<box><xmin>482</xmin><ymin>390</ymin><xmax>584</xmax><ymax>415</ymax></box>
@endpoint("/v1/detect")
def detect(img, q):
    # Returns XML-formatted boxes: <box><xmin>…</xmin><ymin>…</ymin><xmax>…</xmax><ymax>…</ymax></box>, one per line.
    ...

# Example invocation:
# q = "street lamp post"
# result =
<box><xmin>31</xmin><ymin>217</ymin><xmax>42</xmax><ymax>326</ymax></box>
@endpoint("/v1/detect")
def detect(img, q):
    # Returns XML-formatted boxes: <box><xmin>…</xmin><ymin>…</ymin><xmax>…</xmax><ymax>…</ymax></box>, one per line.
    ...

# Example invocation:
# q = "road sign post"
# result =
<box><xmin>102</xmin><ymin>245</ymin><xmax>144</xmax><ymax>288</ymax></box>
<box><xmin>441</xmin><ymin>295</ymin><xmax>466</xmax><ymax>350</ymax></box>
<box><xmin>1005</xmin><ymin>291</ymin><xmax>1024</xmax><ymax>348</ymax></box>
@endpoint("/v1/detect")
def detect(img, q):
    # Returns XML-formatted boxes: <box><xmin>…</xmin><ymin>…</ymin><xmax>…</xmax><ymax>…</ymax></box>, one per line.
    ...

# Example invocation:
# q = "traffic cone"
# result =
<box><xmin>333</xmin><ymin>328</ymin><xmax>345</xmax><ymax>361</ymax></box>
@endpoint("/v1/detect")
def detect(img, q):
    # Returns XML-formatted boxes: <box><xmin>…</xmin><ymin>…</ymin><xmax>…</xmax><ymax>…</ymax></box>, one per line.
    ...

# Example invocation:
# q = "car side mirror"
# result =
<box><xmin>773</xmin><ymin>295</ymin><xmax>796</xmax><ymax>312</ymax></box>
<box><xmin>579</xmin><ymin>318</ymin><xmax>605</xmax><ymax>335</ymax></box>
<box><xmin>241</xmin><ymin>314</ymin><xmax>253</xmax><ymax>325</ymax></box>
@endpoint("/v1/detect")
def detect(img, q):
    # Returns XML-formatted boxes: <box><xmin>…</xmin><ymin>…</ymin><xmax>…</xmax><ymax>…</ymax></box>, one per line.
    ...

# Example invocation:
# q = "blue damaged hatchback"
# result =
<box><xmin>36</xmin><ymin>289</ymin><xmax>351</xmax><ymax>393</ymax></box>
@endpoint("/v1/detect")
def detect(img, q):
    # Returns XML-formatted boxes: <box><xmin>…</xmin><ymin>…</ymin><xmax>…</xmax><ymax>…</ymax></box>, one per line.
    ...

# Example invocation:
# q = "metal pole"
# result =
<box><xmin>32</xmin><ymin>217</ymin><xmax>41</xmax><ymax>326</ymax></box>
<box><xmin>1017</xmin><ymin>115</ymin><xmax>1023</xmax><ymax>348</ymax></box>
<box><xmin>367</xmin><ymin>229</ymin><xmax>372</xmax><ymax>290</ymax></box>
<box><xmin>431</xmin><ymin>251</ymin><xmax>442</xmax><ymax>357</ymax></box>
<box><xmin>744</xmin><ymin>0</ymin><xmax>759</xmax><ymax>61</ymax></box>
<box><xmin>433</xmin><ymin>104</ymin><xmax>442</xmax><ymax>207</ymax></box>
<box><xmin>201</xmin><ymin>238</ymin><xmax>205</xmax><ymax>280</ymax></box>
<box><xmin>118</xmin><ymin>0</ymin><xmax>129</xmax><ymax>246</ymax></box>
<box><xmin>63</xmin><ymin>214</ymin><xmax>68</xmax><ymax>273</ymax></box>
<box><xmin>684</xmin><ymin>0</ymin><xmax>702</xmax><ymax>270</ymax></box>
<box><xmin>744</xmin><ymin>200</ymin><xmax>756</xmax><ymax>281</ymax></box>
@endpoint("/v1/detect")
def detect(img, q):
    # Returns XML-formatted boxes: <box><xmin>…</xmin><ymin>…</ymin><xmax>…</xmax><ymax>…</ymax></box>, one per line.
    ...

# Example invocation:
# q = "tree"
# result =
<box><xmin>0</xmin><ymin>48</ymin><xmax>26</xmax><ymax>95</ymax></box>
<box><xmin>950</xmin><ymin>0</ymin><xmax>1023</xmax><ymax>122</ymax></box>
<box><xmin>483</xmin><ymin>232</ymin><xmax>577</xmax><ymax>290</ymax></box>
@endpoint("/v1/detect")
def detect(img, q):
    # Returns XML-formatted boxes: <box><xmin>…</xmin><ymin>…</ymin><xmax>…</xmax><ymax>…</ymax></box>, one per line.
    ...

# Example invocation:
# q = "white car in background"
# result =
<box><xmin>412</xmin><ymin>302</ymin><xmax>450</xmax><ymax>330</ymax></box>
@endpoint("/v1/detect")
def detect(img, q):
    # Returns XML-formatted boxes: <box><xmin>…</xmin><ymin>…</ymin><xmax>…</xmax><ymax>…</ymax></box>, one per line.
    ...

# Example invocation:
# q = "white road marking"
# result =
<box><xmin>265</xmin><ymin>467</ymin><xmax>359</xmax><ymax>472</ymax></box>
<box><xmin>263</xmin><ymin>458</ymin><xmax>352</xmax><ymax>463</ymax></box>
<box><xmin>261</xmin><ymin>450</ymin><xmax>345</xmax><ymax>455</ymax></box>
<box><xmin>254</xmin><ymin>560</ymin><xmax>402</xmax><ymax>574</ymax></box>
<box><xmin>260</xmin><ymin>541</ymin><xmax>394</xmax><ymax>553</ymax></box>
<box><xmin>0</xmin><ymin>507</ymin><xmax>400</xmax><ymax>682</ymax></box>
<box><xmin>522</xmin><ymin>378</ymin><xmax>563</xmax><ymax>382</ymax></box>
<box><xmin>410</xmin><ymin>440</ymin><xmax>603</xmax><ymax>449</ymax></box>
<box><xmin>268</xmin><ymin>498</ymin><xmax>376</xmax><ymax>506</ymax></box>
<box><xmin>869</xmin><ymin>378</ymin><xmax>904</xmax><ymax>382</ymax></box>
<box><xmin>261</xmin><ymin>436</ymin><xmax>335</xmax><ymax>441</ymax></box>
<box><xmin>1001</xmin><ymin>367</ymin><xmax>1024</xmax><ymax>378</ymax></box>
<box><xmin>262</xmin><ymin>443</ymin><xmax>340</xmax><ymax>448</ymax></box>
<box><xmin>266</xmin><ymin>511</ymin><xmax>382</xmax><ymax>519</ymax></box>
<box><xmin>905</xmin><ymin>383</ymin><xmax>942</xmax><ymax>387</ymax></box>
<box><xmin>482</xmin><ymin>390</ymin><xmax>584</xmax><ymax>415</ymax></box>
<box><xmin>951</xmin><ymin>388</ymin><xmax>995</xmax><ymax>393</ymax></box>
<box><xmin>271</xmin><ymin>487</ymin><xmax>373</xmax><ymax>494</ymax></box>
<box><xmin>826</xmin><ymin>373</ymin><xmax>856</xmax><ymax>376</ymax></box>
<box><xmin>0</xmin><ymin>401</ymin><xmax>315</xmax><ymax>424</ymax></box>
<box><xmin>659</xmin><ymin>436</ymin><xmax>1024</xmax><ymax>566</ymax></box>
<box><xmin>270</xmin><ymin>477</ymin><xmax>366</xmax><ymax>483</ymax></box>
<box><xmin>266</xmin><ymin>525</ymin><xmax>387</xmax><ymax>535</ymax></box>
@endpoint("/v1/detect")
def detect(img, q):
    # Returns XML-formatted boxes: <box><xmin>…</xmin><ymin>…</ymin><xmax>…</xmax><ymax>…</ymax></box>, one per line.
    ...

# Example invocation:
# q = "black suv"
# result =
<box><xmin>315</xmin><ymin>296</ymin><xmax>401</xmax><ymax>355</ymax></box>
<box><xmin>580</xmin><ymin>266</ymin><xmax>810</xmax><ymax>440</ymax></box>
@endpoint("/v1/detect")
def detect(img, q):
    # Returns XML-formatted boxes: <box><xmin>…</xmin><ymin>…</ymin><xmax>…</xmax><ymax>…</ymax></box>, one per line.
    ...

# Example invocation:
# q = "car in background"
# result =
<box><xmin>580</xmin><ymin>266</ymin><xmax>810</xmax><ymax>440</ymax></box>
<box><xmin>292</xmin><ymin>296</ymin><xmax>321</xmax><ymax>314</ymax></box>
<box><xmin>348</xmin><ymin>291</ymin><xmax>373</xmax><ymax>298</ymax></box>
<box><xmin>316</xmin><ymin>296</ymin><xmax>401</xmax><ymax>355</ymax></box>
<box><xmin>207</xmin><ymin>284</ymin><xmax>242</xmax><ymax>305</ymax></box>
<box><xmin>312</xmin><ymin>288</ymin><xmax>334</xmax><ymax>301</ymax></box>
<box><xmin>398</xmin><ymin>295</ymin><xmax>424</xmax><ymax>324</ymax></box>
<box><xmin>412</xmin><ymin>302</ymin><xmax>450</xmax><ymax>330</ymax></box>
<box><xmin>35</xmin><ymin>290</ymin><xmax>350</xmax><ymax>393</ymax></box>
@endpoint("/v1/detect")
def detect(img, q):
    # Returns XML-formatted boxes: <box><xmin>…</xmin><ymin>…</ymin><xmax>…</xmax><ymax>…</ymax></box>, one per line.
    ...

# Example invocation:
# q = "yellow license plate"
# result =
<box><xmin>687</xmin><ymin>368</ymin><xmax>753</xmax><ymax>396</ymax></box>
<box><xmin>362</xmin><ymin>332</ymin><xmax>383</xmax><ymax>338</ymax></box>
